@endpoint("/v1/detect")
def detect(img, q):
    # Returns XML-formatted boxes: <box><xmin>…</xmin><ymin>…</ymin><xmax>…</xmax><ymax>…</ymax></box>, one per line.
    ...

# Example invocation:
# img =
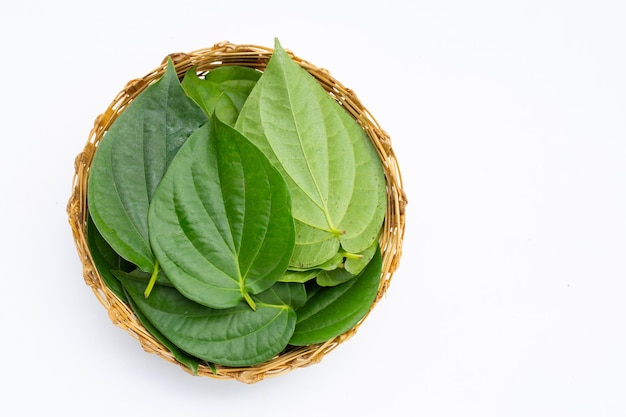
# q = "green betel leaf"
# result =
<box><xmin>343</xmin><ymin>234</ymin><xmax>379</xmax><ymax>275</ymax></box>
<box><xmin>235</xmin><ymin>39</ymin><xmax>387</xmax><ymax>269</ymax></box>
<box><xmin>117</xmin><ymin>273</ymin><xmax>303</xmax><ymax>367</ymax></box>
<box><xmin>148</xmin><ymin>117</ymin><xmax>295</xmax><ymax>310</ymax></box>
<box><xmin>315</xmin><ymin>267</ymin><xmax>355</xmax><ymax>287</ymax></box>
<box><xmin>306</xmin><ymin>237</ymin><xmax>379</xmax><ymax>286</ymax></box>
<box><xmin>122</xmin><ymin>286</ymin><xmax>202</xmax><ymax>375</ymax></box>
<box><xmin>182</xmin><ymin>65</ymin><xmax>261</xmax><ymax>125</ymax></box>
<box><xmin>89</xmin><ymin>222</ymin><xmax>202</xmax><ymax>373</ymax></box>
<box><xmin>279</xmin><ymin>269</ymin><xmax>319</xmax><ymax>284</ymax></box>
<box><xmin>86</xmin><ymin>214</ymin><xmax>129</xmax><ymax>301</ymax></box>
<box><xmin>255</xmin><ymin>281</ymin><xmax>307</xmax><ymax>310</ymax></box>
<box><xmin>287</xmin><ymin>251</ymin><xmax>344</xmax><ymax>273</ymax></box>
<box><xmin>289</xmin><ymin>246</ymin><xmax>382</xmax><ymax>346</ymax></box>
<box><xmin>87</xmin><ymin>59</ymin><xmax>208</xmax><ymax>273</ymax></box>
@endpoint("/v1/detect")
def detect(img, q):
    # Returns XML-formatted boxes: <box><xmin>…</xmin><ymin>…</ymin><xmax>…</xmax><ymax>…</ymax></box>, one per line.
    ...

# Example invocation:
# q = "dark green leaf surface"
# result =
<box><xmin>87</xmin><ymin>59</ymin><xmax>208</xmax><ymax>273</ymax></box>
<box><xmin>254</xmin><ymin>281</ymin><xmax>307</xmax><ymax>310</ymax></box>
<box><xmin>182</xmin><ymin>66</ymin><xmax>261</xmax><ymax>125</ymax></box>
<box><xmin>235</xmin><ymin>39</ymin><xmax>386</xmax><ymax>269</ymax></box>
<box><xmin>289</xmin><ymin>246</ymin><xmax>382</xmax><ymax>346</ymax></box>
<box><xmin>123</xmin><ymin>286</ymin><xmax>202</xmax><ymax>375</ymax></box>
<box><xmin>86</xmin><ymin>215</ymin><xmax>127</xmax><ymax>301</ymax></box>
<box><xmin>148</xmin><ymin>117</ymin><xmax>295</xmax><ymax>309</ymax></box>
<box><xmin>118</xmin><ymin>273</ymin><xmax>302</xmax><ymax>367</ymax></box>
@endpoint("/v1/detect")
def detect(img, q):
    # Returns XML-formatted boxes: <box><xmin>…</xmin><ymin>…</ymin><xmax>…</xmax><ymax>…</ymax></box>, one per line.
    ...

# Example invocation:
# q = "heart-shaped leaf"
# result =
<box><xmin>235</xmin><ymin>39</ymin><xmax>386</xmax><ymax>269</ymax></box>
<box><xmin>148</xmin><ymin>117</ymin><xmax>295</xmax><ymax>310</ymax></box>
<box><xmin>182</xmin><ymin>65</ymin><xmax>261</xmax><ymax>125</ymax></box>
<box><xmin>88</xmin><ymin>59</ymin><xmax>208</xmax><ymax>273</ymax></box>
<box><xmin>117</xmin><ymin>272</ymin><xmax>304</xmax><ymax>367</ymax></box>
<box><xmin>289</xmin><ymin>246</ymin><xmax>382</xmax><ymax>346</ymax></box>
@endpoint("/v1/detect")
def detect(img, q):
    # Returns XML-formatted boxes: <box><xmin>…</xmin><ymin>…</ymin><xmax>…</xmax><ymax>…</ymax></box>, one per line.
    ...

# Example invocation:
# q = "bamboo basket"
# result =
<box><xmin>67</xmin><ymin>41</ymin><xmax>407</xmax><ymax>384</ymax></box>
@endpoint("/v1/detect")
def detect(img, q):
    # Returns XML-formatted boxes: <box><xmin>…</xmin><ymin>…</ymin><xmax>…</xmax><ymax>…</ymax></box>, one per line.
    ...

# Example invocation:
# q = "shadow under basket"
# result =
<box><xmin>67</xmin><ymin>41</ymin><xmax>407</xmax><ymax>384</ymax></box>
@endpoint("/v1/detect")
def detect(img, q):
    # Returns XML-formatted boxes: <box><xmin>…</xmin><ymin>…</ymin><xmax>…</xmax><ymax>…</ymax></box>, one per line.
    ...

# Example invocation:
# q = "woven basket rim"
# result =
<box><xmin>67</xmin><ymin>40</ymin><xmax>407</xmax><ymax>384</ymax></box>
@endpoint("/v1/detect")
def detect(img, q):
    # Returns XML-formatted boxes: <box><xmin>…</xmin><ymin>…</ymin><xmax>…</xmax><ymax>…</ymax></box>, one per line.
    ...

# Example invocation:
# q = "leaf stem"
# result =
<box><xmin>341</xmin><ymin>251</ymin><xmax>363</xmax><ymax>260</ymax></box>
<box><xmin>144</xmin><ymin>260</ymin><xmax>160</xmax><ymax>298</ymax></box>
<box><xmin>243</xmin><ymin>291</ymin><xmax>257</xmax><ymax>311</ymax></box>
<box><xmin>330</xmin><ymin>227</ymin><xmax>345</xmax><ymax>237</ymax></box>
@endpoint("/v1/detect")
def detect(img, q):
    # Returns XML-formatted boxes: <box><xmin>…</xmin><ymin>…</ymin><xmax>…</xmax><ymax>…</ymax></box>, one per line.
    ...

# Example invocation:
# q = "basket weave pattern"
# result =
<box><xmin>67</xmin><ymin>41</ymin><xmax>407</xmax><ymax>383</ymax></box>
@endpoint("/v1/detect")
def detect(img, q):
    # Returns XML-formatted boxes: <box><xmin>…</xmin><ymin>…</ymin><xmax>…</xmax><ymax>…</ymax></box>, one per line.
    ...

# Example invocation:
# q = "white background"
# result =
<box><xmin>2</xmin><ymin>0</ymin><xmax>626</xmax><ymax>415</ymax></box>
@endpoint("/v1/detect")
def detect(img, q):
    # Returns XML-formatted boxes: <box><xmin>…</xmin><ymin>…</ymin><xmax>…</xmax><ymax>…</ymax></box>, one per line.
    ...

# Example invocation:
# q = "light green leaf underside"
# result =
<box><xmin>235</xmin><ymin>39</ymin><xmax>386</xmax><ymax>269</ymax></box>
<box><xmin>316</xmin><ymin>267</ymin><xmax>355</xmax><ymax>287</ymax></box>
<box><xmin>279</xmin><ymin>269</ymin><xmax>319</xmax><ymax>284</ymax></box>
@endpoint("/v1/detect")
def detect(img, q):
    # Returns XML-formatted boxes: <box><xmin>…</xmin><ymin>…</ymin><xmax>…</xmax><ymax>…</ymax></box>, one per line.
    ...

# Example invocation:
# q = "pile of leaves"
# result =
<box><xmin>87</xmin><ymin>39</ymin><xmax>387</xmax><ymax>373</ymax></box>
